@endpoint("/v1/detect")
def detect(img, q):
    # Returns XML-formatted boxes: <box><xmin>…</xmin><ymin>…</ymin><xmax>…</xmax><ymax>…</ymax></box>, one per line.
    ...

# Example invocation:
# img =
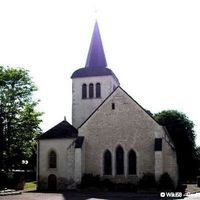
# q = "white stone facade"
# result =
<box><xmin>78</xmin><ymin>87</ymin><xmax>178</xmax><ymax>185</ymax></box>
<box><xmin>72</xmin><ymin>75</ymin><xmax>119</xmax><ymax>128</ymax></box>
<box><xmin>38</xmin><ymin>138</ymin><xmax>76</xmax><ymax>190</ymax></box>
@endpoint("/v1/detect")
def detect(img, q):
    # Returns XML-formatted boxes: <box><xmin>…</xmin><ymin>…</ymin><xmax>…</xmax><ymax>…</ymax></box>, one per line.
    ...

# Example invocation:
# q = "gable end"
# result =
<box><xmin>78</xmin><ymin>86</ymin><xmax>161</xmax><ymax>129</ymax></box>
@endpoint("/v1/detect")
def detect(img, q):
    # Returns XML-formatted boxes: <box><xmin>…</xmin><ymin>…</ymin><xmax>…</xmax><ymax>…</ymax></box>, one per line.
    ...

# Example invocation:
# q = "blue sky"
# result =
<box><xmin>0</xmin><ymin>0</ymin><xmax>200</xmax><ymax>145</ymax></box>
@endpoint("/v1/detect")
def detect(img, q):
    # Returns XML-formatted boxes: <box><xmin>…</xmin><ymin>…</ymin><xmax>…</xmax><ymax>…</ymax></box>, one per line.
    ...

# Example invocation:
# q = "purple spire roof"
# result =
<box><xmin>85</xmin><ymin>21</ymin><xmax>107</xmax><ymax>68</ymax></box>
<box><xmin>71</xmin><ymin>21</ymin><xmax>119</xmax><ymax>84</ymax></box>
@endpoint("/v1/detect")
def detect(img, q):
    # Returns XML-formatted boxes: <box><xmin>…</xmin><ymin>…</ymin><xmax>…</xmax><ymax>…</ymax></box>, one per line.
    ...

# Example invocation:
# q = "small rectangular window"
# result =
<box><xmin>155</xmin><ymin>138</ymin><xmax>162</xmax><ymax>151</ymax></box>
<box><xmin>112</xmin><ymin>103</ymin><xmax>115</xmax><ymax>110</ymax></box>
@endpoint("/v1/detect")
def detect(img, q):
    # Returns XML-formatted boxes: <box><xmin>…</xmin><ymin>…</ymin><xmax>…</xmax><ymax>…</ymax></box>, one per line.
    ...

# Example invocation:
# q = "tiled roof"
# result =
<box><xmin>71</xmin><ymin>67</ymin><xmax>119</xmax><ymax>83</ymax></box>
<box><xmin>37</xmin><ymin>120</ymin><xmax>78</xmax><ymax>140</ymax></box>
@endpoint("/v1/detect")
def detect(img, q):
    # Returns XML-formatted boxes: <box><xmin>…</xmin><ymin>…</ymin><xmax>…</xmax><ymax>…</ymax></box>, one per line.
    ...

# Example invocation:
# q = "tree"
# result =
<box><xmin>154</xmin><ymin>110</ymin><xmax>198</xmax><ymax>182</ymax></box>
<box><xmin>0</xmin><ymin>66</ymin><xmax>42</xmax><ymax>171</ymax></box>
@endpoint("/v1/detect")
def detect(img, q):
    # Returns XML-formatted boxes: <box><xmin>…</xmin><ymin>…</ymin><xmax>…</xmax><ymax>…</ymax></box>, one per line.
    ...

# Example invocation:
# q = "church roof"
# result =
<box><xmin>71</xmin><ymin>21</ymin><xmax>119</xmax><ymax>83</ymax></box>
<box><xmin>37</xmin><ymin>120</ymin><xmax>78</xmax><ymax>140</ymax></box>
<box><xmin>71</xmin><ymin>67</ymin><xmax>119</xmax><ymax>82</ymax></box>
<box><xmin>85</xmin><ymin>21</ymin><xmax>107</xmax><ymax>68</ymax></box>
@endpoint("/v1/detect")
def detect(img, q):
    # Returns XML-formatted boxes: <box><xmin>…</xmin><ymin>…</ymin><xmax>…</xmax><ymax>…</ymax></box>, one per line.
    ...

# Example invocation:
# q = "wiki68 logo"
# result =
<box><xmin>160</xmin><ymin>192</ymin><xmax>184</xmax><ymax>198</ymax></box>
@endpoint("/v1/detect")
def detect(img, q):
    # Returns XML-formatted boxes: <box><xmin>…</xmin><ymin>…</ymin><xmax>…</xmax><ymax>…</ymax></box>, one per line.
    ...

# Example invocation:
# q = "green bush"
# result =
<box><xmin>0</xmin><ymin>171</ymin><xmax>8</xmax><ymax>189</ymax></box>
<box><xmin>79</xmin><ymin>174</ymin><xmax>137</xmax><ymax>192</ymax></box>
<box><xmin>113</xmin><ymin>183</ymin><xmax>137</xmax><ymax>192</ymax></box>
<box><xmin>100</xmin><ymin>178</ymin><xmax>114</xmax><ymax>190</ymax></box>
<box><xmin>138</xmin><ymin>173</ymin><xmax>157</xmax><ymax>189</ymax></box>
<box><xmin>0</xmin><ymin>171</ymin><xmax>25</xmax><ymax>190</ymax></box>
<box><xmin>14</xmin><ymin>174</ymin><xmax>25</xmax><ymax>190</ymax></box>
<box><xmin>158</xmin><ymin>173</ymin><xmax>175</xmax><ymax>190</ymax></box>
<box><xmin>80</xmin><ymin>174</ymin><xmax>101</xmax><ymax>188</ymax></box>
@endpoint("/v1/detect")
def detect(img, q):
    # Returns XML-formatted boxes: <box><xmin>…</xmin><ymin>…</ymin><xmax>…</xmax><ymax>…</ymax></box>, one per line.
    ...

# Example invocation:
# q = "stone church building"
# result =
<box><xmin>37</xmin><ymin>22</ymin><xmax>178</xmax><ymax>190</ymax></box>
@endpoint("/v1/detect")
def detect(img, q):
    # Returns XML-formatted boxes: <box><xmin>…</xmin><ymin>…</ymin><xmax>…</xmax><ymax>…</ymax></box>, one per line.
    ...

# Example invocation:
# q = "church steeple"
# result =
<box><xmin>85</xmin><ymin>21</ymin><xmax>107</xmax><ymax>68</ymax></box>
<box><xmin>71</xmin><ymin>21</ymin><xmax>120</xmax><ymax>128</ymax></box>
<box><xmin>71</xmin><ymin>21</ymin><xmax>119</xmax><ymax>81</ymax></box>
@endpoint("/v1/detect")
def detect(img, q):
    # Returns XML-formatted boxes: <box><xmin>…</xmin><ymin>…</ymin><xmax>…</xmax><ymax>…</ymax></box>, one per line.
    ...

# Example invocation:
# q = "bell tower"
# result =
<box><xmin>71</xmin><ymin>21</ymin><xmax>120</xmax><ymax>128</ymax></box>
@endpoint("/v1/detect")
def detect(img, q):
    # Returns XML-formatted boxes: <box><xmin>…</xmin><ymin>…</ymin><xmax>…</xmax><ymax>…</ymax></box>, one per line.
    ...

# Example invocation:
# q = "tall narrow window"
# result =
<box><xmin>128</xmin><ymin>149</ymin><xmax>136</xmax><ymax>175</ymax></box>
<box><xmin>103</xmin><ymin>150</ymin><xmax>112</xmax><ymax>175</ymax></box>
<box><xmin>82</xmin><ymin>84</ymin><xmax>87</xmax><ymax>99</ymax></box>
<box><xmin>116</xmin><ymin>146</ymin><xmax>124</xmax><ymax>175</ymax></box>
<box><xmin>96</xmin><ymin>83</ymin><xmax>101</xmax><ymax>98</ymax></box>
<box><xmin>49</xmin><ymin>151</ymin><xmax>57</xmax><ymax>168</ymax></box>
<box><xmin>89</xmin><ymin>83</ymin><xmax>94</xmax><ymax>98</ymax></box>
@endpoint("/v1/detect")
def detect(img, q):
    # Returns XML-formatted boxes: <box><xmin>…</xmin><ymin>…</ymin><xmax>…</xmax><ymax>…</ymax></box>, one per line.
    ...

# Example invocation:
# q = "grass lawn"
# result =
<box><xmin>24</xmin><ymin>182</ymin><xmax>37</xmax><ymax>190</ymax></box>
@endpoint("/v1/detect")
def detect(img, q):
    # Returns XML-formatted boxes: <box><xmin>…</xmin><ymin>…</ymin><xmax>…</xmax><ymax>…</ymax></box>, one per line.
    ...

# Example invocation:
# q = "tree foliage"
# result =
<box><xmin>154</xmin><ymin>110</ymin><xmax>198</xmax><ymax>181</ymax></box>
<box><xmin>0</xmin><ymin>66</ymin><xmax>42</xmax><ymax>171</ymax></box>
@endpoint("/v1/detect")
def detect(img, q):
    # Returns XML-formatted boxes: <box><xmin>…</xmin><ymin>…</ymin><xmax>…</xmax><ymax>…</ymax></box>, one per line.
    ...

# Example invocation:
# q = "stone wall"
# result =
<box><xmin>72</xmin><ymin>75</ymin><xmax>119</xmax><ymax>128</ymax></box>
<box><xmin>38</xmin><ymin>138</ymin><xmax>76</xmax><ymax>190</ymax></box>
<box><xmin>79</xmin><ymin>87</ymin><xmax>178</xmax><ymax>184</ymax></box>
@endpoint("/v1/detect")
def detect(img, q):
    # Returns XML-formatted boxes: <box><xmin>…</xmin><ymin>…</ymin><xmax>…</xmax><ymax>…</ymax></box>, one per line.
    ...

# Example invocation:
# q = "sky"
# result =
<box><xmin>0</xmin><ymin>0</ymin><xmax>200</xmax><ymax>145</ymax></box>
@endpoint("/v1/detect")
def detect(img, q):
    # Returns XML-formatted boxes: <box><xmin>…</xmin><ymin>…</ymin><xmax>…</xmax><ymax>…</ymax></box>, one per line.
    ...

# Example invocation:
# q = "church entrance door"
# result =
<box><xmin>48</xmin><ymin>174</ymin><xmax>57</xmax><ymax>191</ymax></box>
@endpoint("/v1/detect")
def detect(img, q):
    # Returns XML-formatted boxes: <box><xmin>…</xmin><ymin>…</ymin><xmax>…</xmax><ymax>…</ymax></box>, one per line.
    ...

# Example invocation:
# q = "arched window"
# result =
<box><xmin>89</xmin><ymin>83</ymin><xmax>94</xmax><ymax>98</ymax></box>
<box><xmin>96</xmin><ymin>83</ymin><xmax>101</xmax><ymax>98</ymax></box>
<box><xmin>128</xmin><ymin>149</ymin><xmax>136</xmax><ymax>175</ymax></box>
<box><xmin>103</xmin><ymin>150</ymin><xmax>112</xmax><ymax>175</ymax></box>
<box><xmin>82</xmin><ymin>84</ymin><xmax>87</xmax><ymax>99</ymax></box>
<box><xmin>49</xmin><ymin>151</ymin><xmax>57</xmax><ymax>168</ymax></box>
<box><xmin>116</xmin><ymin>146</ymin><xmax>124</xmax><ymax>175</ymax></box>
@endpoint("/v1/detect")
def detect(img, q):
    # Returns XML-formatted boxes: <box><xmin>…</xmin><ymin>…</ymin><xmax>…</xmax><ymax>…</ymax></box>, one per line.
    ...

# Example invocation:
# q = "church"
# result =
<box><xmin>37</xmin><ymin>21</ymin><xmax>178</xmax><ymax>190</ymax></box>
